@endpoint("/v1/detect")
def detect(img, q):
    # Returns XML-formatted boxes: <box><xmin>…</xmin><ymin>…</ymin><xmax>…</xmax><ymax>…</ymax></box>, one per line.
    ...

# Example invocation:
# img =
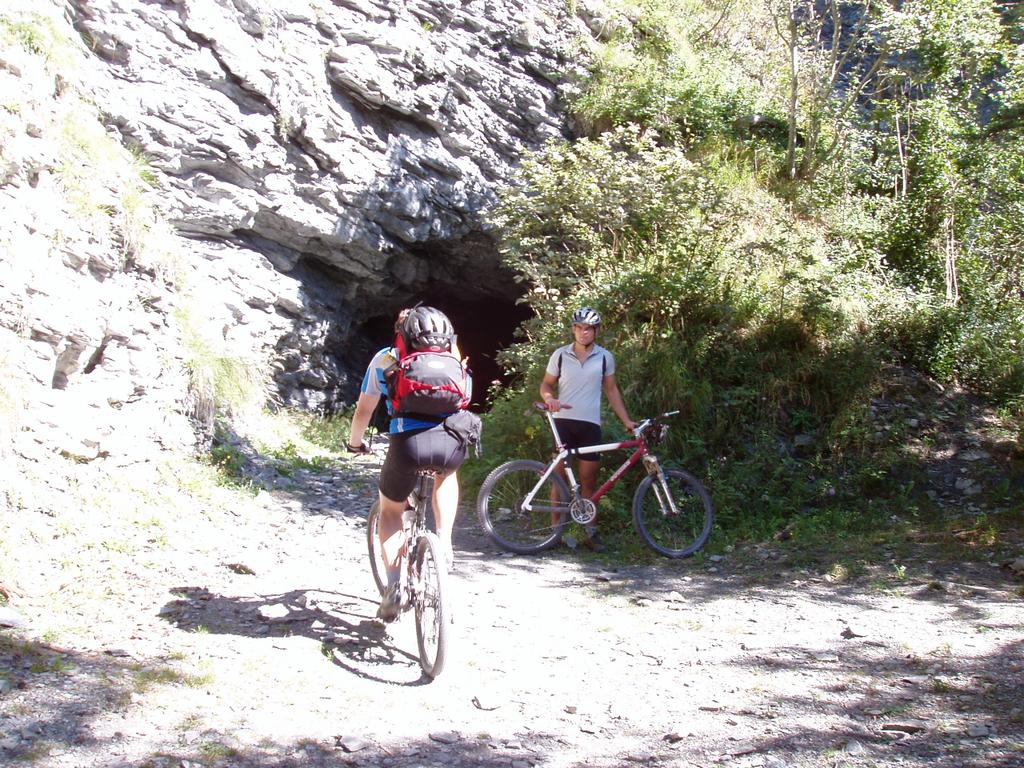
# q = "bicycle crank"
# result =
<box><xmin>569</xmin><ymin>497</ymin><xmax>597</xmax><ymax>525</ymax></box>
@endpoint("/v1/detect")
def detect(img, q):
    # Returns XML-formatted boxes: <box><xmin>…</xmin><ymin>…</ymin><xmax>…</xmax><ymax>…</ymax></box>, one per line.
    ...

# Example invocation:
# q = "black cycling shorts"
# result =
<box><xmin>379</xmin><ymin>421</ymin><xmax>467</xmax><ymax>502</ymax></box>
<box><xmin>553</xmin><ymin>418</ymin><xmax>602</xmax><ymax>462</ymax></box>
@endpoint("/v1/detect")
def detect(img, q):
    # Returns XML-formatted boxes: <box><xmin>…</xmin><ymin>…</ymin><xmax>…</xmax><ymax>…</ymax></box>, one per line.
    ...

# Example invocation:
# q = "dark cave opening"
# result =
<box><xmin>285</xmin><ymin>249</ymin><xmax>534</xmax><ymax>415</ymax></box>
<box><xmin>360</xmin><ymin>294</ymin><xmax>533</xmax><ymax>412</ymax></box>
<box><xmin>445</xmin><ymin>298</ymin><xmax>534</xmax><ymax>409</ymax></box>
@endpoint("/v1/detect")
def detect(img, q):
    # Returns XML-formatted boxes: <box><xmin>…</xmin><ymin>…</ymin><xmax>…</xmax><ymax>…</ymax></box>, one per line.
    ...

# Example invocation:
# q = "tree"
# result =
<box><xmin>870</xmin><ymin>0</ymin><xmax>1011</xmax><ymax>300</ymax></box>
<box><xmin>764</xmin><ymin>0</ymin><xmax>890</xmax><ymax>180</ymax></box>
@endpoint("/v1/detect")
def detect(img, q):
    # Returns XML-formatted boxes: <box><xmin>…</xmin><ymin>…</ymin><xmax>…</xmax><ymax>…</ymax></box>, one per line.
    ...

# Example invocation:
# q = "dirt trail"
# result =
<box><xmin>1</xmin><ymin>450</ymin><xmax>1022</xmax><ymax>768</ymax></box>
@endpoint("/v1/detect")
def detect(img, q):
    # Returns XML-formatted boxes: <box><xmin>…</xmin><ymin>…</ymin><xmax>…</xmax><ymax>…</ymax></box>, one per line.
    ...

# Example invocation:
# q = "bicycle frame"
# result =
<box><xmin>399</xmin><ymin>473</ymin><xmax>434</xmax><ymax>575</ymax></box>
<box><xmin>374</xmin><ymin>470</ymin><xmax>449</xmax><ymax>678</ymax></box>
<box><xmin>520</xmin><ymin>408</ymin><xmax>682</xmax><ymax>516</ymax></box>
<box><xmin>407</xmin><ymin>473</ymin><xmax>432</xmax><ymax>532</ymax></box>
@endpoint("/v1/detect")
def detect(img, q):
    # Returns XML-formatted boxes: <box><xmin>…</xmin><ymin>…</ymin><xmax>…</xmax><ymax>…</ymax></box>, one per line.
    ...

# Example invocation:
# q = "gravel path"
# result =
<box><xmin>1</xmin><ymin>451</ymin><xmax>1022</xmax><ymax>768</ymax></box>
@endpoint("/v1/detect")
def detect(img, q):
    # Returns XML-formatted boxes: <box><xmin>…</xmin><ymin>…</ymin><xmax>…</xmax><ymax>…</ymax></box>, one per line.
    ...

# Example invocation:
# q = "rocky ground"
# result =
<box><xmin>2</xmin><ymin>430</ymin><xmax>1023</xmax><ymax>768</ymax></box>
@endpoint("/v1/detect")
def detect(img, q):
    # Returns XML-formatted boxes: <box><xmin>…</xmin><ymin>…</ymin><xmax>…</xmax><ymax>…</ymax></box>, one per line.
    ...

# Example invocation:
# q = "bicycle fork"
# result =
<box><xmin>643</xmin><ymin>454</ymin><xmax>682</xmax><ymax>517</ymax></box>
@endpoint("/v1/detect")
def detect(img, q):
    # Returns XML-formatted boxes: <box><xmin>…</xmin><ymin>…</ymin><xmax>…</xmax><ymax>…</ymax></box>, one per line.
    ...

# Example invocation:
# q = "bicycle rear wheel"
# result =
<box><xmin>413</xmin><ymin>532</ymin><xmax>450</xmax><ymax>679</ymax></box>
<box><xmin>476</xmin><ymin>460</ymin><xmax>570</xmax><ymax>554</ymax></box>
<box><xmin>366</xmin><ymin>501</ymin><xmax>386</xmax><ymax>595</ymax></box>
<box><xmin>632</xmin><ymin>468</ymin><xmax>713</xmax><ymax>558</ymax></box>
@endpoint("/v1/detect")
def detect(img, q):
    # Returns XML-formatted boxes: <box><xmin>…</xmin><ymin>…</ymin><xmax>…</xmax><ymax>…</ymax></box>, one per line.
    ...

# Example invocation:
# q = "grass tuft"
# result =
<box><xmin>176</xmin><ymin>307</ymin><xmax>275</xmax><ymax>420</ymax></box>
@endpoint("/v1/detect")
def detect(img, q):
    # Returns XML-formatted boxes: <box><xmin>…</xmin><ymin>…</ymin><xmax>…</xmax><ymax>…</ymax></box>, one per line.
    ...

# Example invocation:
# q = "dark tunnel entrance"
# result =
<box><xmin>359</xmin><ymin>295</ymin><xmax>533</xmax><ymax>412</ymax></box>
<box><xmin>445</xmin><ymin>298</ymin><xmax>533</xmax><ymax>409</ymax></box>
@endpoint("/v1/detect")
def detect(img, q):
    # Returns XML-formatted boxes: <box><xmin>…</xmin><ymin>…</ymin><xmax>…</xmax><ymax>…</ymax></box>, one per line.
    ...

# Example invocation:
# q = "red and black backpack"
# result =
<box><xmin>385</xmin><ymin>307</ymin><xmax>471</xmax><ymax>417</ymax></box>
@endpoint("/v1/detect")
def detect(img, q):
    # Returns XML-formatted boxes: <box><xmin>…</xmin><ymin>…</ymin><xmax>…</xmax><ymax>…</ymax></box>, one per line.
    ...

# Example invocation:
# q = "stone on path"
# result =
<box><xmin>258</xmin><ymin>603</ymin><xmax>292</xmax><ymax>620</ymax></box>
<box><xmin>429</xmin><ymin>731</ymin><xmax>461</xmax><ymax>744</ymax></box>
<box><xmin>966</xmin><ymin>722</ymin><xmax>994</xmax><ymax>737</ymax></box>
<box><xmin>336</xmin><ymin>735</ymin><xmax>370</xmax><ymax>752</ymax></box>
<box><xmin>0</xmin><ymin>606</ymin><xmax>27</xmax><ymax>629</ymax></box>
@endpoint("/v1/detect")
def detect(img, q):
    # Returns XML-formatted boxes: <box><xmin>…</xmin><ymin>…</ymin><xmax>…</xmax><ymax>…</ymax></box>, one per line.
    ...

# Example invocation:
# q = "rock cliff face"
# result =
<box><xmin>0</xmin><ymin>0</ymin><xmax>601</xmax><ymax>463</ymax></box>
<box><xmin>71</xmin><ymin>0</ymin><xmax>588</xmax><ymax>401</ymax></box>
<box><xmin>72</xmin><ymin>0</ymin><xmax>578</xmax><ymax>291</ymax></box>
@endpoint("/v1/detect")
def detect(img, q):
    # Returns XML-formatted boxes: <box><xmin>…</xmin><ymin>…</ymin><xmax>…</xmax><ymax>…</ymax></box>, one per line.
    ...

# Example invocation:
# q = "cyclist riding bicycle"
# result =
<box><xmin>539</xmin><ymin>307</ymin><xmax>637</xmax><ymax>552</ymax></box>
<box><xmin>347</xmin><ymin>305</ymin><xmax>476</xmax><ymax>621</ymax></box>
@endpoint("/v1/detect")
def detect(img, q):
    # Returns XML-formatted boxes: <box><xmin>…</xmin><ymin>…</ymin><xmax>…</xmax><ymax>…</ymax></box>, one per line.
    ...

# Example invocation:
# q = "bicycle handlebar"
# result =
<box><xmin>533</xmin><ymin>401</ymin><xmax>573</xmax><ymax>412</ymax></box>
<box><xmin>534</xmin><ymin>402</ymin><xmax>678</xmax><ymax>441</ymax></box>
<box><xmin>633</xmin><ymin>410</ymin><xmax>680</xmax><ymax>438</ymax></box>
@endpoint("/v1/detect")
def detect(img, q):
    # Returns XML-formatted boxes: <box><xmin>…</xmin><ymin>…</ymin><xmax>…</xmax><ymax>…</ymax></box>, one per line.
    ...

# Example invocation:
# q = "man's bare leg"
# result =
<box><xmin>578</xmin><ymin>459</ymin><xmax>604</xmax><ymax>550</ymax></box>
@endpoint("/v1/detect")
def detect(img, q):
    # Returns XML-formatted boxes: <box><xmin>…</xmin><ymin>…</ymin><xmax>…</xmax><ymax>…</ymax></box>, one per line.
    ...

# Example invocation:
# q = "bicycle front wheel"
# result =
<box><xmin>366</xmin><ymin>501</ymin><xmax>386</xmax><ymax>595</ymax></box>
<box><xmin>632</xmin><ymin>468</ymin><xmax>714</xmax><ymax>558</ymax></box>
<box><xmin>476</xmin><ymin>460</ymin><xmax>570</xmax><ymax>554</ymax></box>
<box><xmin>413</xmin><ymin>532</ymin><xmax>450</xmax><ymax>679</ymax></box>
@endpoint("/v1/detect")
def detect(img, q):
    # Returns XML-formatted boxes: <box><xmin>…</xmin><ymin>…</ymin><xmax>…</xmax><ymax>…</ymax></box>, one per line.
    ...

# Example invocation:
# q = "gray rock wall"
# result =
<box><xmin>0</xmin><ymin>0</ymin><xmax>600</xmax><ymax>463</ymax></box>
<box><xmin>69</xmin><ymin>0</ymin><xmax>588</xmax><ymax>376</ymax></box>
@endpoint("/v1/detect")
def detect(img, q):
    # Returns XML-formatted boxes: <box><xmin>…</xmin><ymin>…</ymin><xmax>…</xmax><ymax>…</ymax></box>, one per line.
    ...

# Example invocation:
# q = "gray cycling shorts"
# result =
<box><xmin>379</xmin><ymin>422</ymin><xmax>467</xmax><ymax>502</ymax></box>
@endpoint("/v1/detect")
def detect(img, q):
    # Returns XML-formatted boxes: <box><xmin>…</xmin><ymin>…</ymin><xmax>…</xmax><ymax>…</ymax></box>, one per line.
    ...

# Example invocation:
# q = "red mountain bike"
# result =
<box><xmin>476</xmin><ymin>404</ymin><xmax>713</xmax><ymax>558</ymax></box>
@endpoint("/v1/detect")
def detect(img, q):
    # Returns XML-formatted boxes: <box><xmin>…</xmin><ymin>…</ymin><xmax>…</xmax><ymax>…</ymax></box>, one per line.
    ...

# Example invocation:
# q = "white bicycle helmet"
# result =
<box><xmin>571</xmin><ymin>307</ymin><xmax>602</xmax><ymax>327</ymax></box>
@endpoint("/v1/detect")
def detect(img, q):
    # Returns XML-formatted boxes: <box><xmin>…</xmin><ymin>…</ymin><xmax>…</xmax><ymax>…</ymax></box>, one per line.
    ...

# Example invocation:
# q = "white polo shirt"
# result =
<box><xmin>545</xmin><ymin>343</ymin><xmax>614</xmax><ymax>426</ymax></box>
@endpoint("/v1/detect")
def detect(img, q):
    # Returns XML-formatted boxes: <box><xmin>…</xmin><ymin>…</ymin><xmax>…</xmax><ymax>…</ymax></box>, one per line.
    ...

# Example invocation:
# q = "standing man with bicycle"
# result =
<box><xmin>347</xmin><ymin>306</ymin><xmax>476</xmax><ymax>621</ymax></box>
<box><xmin>539</xmin><ymin>307</ymin><xmax>637</xmax><ymax>552</ymax></box>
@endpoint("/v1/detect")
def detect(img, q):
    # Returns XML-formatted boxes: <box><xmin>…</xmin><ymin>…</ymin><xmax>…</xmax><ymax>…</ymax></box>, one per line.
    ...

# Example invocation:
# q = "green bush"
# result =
<box><xmin>482</xmin><ymin>0</ymin><xmax>1024</xmax><ymax>546</ymax></box>
<box><xmin>484</xmin><ymin>127</ymin><xmax>914</xmax><ymax>542</ymax></box>
<box><xmin>572</xmin><ymin>44</ymin><xmax>750</xmax><ymax>147</ymax></box>
<box><xmin>568</xmin><ymin>0</ymin><xmax>772</xmax><ymax>152</ymax></box>
<box><xmin>934</xmin><ymin>300</ymin><xmax>1024</xmax><ymax>405</ymax></box>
